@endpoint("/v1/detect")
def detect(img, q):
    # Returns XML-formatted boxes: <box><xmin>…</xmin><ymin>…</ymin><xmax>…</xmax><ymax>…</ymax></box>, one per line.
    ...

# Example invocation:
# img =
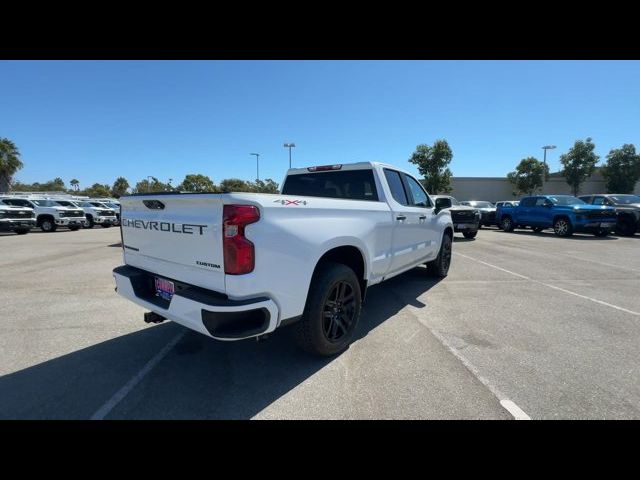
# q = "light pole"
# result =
<box><xmin>147</xmin><ymin>176</ymin><xmax>153</xmax><ymax>192</ymax></box>
<box><xmin>542</xmin><ymin>145</ymin><xmax>556</xmax><ymax>170</ymax></box>
<box><xmin>250</xmin><ymin>153</ymin><xmax>260</xmax><ymax>181</ymax></box>
<box><xmin>283</xmin><ymin>142</ymin><xmax>296</xmax><ymax>169</ymax></box>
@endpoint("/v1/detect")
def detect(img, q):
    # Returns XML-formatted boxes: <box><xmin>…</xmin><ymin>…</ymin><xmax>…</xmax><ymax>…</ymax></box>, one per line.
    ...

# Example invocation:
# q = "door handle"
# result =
<box><xmin>396</xmin><ymin>215</ymin><xmax>407</xmax><ymax>221</ymax></box>
<box><xmin>419</xmin><ymin>215</ymin><xmax>427</xmax><ymax>220</ymax></box>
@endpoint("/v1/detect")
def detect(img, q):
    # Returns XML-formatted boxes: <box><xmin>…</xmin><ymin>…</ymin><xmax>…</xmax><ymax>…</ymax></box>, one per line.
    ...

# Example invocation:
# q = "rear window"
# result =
<box><xmin>520</xmin><ymin>197</ymin><xmax>535</xmax><ymax>207</ymax></box>
<box><xmin>282</xmin><ymin>169</ymin><xmax>379</xmax><ymax>201</ymax></box>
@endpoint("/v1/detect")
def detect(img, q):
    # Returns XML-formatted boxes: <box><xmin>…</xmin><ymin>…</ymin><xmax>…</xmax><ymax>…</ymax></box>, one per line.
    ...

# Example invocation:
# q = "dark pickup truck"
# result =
<box><xmin>578</xmin><ymin>194</ymin><xmax>640</xmax><ymax>236</ymax></box>
<box><xmin>431</xmin><ymin>195</ymin><xmax>480</xmax><ymax>239</ymax></box>
<box><xmin>496</xmin><ymin>195</ymin><xmax>617</xmax><ymax>237</ymax></box>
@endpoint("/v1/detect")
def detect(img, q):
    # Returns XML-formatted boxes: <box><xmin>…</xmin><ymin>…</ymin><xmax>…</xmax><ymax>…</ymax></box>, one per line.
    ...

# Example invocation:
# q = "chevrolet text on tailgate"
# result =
<box><xmin>113</xmin><ymin>162</ymin><xmax>454</xmax><ymax>356</ymax></box>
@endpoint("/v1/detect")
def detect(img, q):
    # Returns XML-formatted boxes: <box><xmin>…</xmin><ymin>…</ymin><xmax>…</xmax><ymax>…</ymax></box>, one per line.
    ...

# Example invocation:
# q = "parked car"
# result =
<box><xmin>69</xmin><ymin>200</ymin><xmax>118</xmax><ymax>228</ymax></box>
<box><xmin>495</xmin><ymin>200</ymin><xmax>519</xmax><ymax>208</ymax></box>
<box><xmin>0</xmin><ymin>203</ymin><xmax>36</xmax><ymax>234</ymax></box>
<box><xmin>114</xmin><ymin>162</ymin><xmax>454</xmax><ymax>356</ymax></box>
<box><xmin>459</xmin><ymin>200</ymin><xmax>497</xmax><ymax>227</ymax></box>
<box><xmin>431</xmin><ymin>195</ymin><xmax>480</xmax><ymax>238</ymax></box>
<box><xmin>98</xmin><ymin>201</ymin><xmax>121</xmax><ymax>225</ymax></box>
<box><xmin>496</xmin><ymin>195</ymin><xmax>617</xmax><ymax>237</ymax></box>
<box><xmin>0</xmin><ymin>196</ymin><xmax>86</xmax><ymax>232</ymax></box>
<box><xmin>578</xmin><ymin>194</ymin><xmax>640</xmax><ymax>236</ymax></box>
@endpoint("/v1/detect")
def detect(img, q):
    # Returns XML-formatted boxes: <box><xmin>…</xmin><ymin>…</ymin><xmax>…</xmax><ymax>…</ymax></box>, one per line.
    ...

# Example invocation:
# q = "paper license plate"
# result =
<box><xmin>155</xmin><ymin>277</ymin><xmax>175</xmax><ymax>301</ymax></box>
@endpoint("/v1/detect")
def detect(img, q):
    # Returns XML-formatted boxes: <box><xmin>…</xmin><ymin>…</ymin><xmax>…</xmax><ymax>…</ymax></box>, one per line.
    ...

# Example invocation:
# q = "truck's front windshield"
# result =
<box><xmin>548</xmin><ymin>196</ymin><xmax>586</xmax><ymax>206</ymax></box>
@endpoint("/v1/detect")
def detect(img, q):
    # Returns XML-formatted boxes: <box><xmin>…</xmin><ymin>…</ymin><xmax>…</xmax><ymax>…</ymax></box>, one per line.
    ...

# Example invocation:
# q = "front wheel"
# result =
<box><xmin>40</xmin><ymin>218</ymin><xmax>57</xmax><ymax>232</ymax></box>
<box><xmin>294</xmin><ymin>262</ymin><xmax>362</xmax><ymax>357</ymax></box>
<box><xmin>85</xmin><ymin>216</ymin><xmax>95</xmax><ymax>228</ymax></box>
<box><xmin>553</xmin><ymin>217</ymin><xmax>573</xmax><ymax>237</ymax></box>
<box><xmin>463</xmin><ymin>231</ymin><xmax>477</xmax><ymax>239</ymax></box>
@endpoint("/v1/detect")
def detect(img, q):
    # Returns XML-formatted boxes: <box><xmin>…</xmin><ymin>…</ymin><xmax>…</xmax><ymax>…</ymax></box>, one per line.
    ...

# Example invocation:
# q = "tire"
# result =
<box><xmin>294</xmin><ymin>262</ymin><xmax>362</xmax><ymax>357</ymax></box>
<box><xmin>463</xmin><ymin>230</ymin><xmax>477</xmax><ymax>239</ymax></box>
<box><xmin>85</xmin><ymin>215</ymin><xmax>95</xmax><ymax>229</ymax></box>
<box><xmin>501</xmin><ymin>216</ymin><xmax>515</xmax><ymax>232</ymax></box>
<box><xmin>15</xmin><ymin>228</ymin><xmax>30</xmax><ymax>235</ymax></box>
<box><xmin>40</xmin><ymin>217</ymin><xmax>56</xmax><ymax>233</ymax></box>
<box><xmin>69</xmin><ymin>226</ymin><xmax>80</xmax><ymax>231</ymax></box>
<box><xmin>594</xmin><ymin>229</ymin><xmax>609</xmax><ymax>237</ymax></box>
<box><xmin>615</xmin><ymin>218</ymin><xmax>637</xmax><ymax>236</ymax></box>
<box><xmin>427</xmin><ymin>232</ymin><xmax>452</xmax><ymax>278</ymax></box>
<box><xmin>532</xmin><ymin>226</ymin><xmax>544</xmax><ymax>233</ymax></box>
<box><xmin>553</xmin><ymin>217</ymin><xmax>573</xmax><ymax>237</ymax></box>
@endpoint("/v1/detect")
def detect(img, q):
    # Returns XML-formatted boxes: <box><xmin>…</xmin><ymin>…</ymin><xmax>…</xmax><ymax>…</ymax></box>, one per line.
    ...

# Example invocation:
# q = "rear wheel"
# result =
<box><xmin>427</xmin><ymin>233</ymin><xmax>452</xmax><ymax>277</ymax></box>
<box><xmin>553</xmin><ymin>217</ymin><xmax>573</xmax><ymax>237</ymax></box>
<box><xmin>463</xmin><ymin>231</ymin><xmax>477</xmax><ymax>239</ymax></box>
<box><xmin>501</xmin><ymin>216</ymin><xmax>515</xmax><ymax>232</ymax></box>
<box><xmin>294</xmin><ymin>262</ymin><xmax>362</xmax><ymax>357</ymax></box>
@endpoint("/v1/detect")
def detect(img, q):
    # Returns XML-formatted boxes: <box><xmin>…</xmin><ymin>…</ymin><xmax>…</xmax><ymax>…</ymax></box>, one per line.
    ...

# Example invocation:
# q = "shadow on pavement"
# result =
<box><xmin>501</xmin><ymin>230</ymin><xmax>619</xmax><ymax>241</ymax></box>
<box><xmin>0</xmin><ymin>266</ymin><xmax>442</xmax><ymax>419</ymax></box>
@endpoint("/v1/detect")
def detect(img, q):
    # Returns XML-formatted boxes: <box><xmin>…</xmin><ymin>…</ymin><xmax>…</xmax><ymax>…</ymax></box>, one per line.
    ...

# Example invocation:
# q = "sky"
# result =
<box><xmin>1</xmin><ymin>60</ymin><xmax>639</xmax><ymax>189</ymax></box>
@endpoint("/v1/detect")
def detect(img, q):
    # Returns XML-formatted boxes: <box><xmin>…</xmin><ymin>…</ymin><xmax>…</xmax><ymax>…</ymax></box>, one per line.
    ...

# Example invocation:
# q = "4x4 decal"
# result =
<box><xmin>273</xmin><ymin>199</ymin><xmax>308</xmax><ymax>206</ymax></box>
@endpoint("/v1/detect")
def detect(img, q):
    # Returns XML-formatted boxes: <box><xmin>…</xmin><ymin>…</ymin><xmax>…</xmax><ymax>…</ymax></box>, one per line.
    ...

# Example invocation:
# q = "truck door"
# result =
<box><xmin>401</xmin><ymin>173</ymin><xmax>439</xmax><ymax>263</ymax></box>
<box><xmin>382</xmin><ymin>168</ymin><xmax>435</xmax><ymax>275</ymax></box>
<box><xmin>517</xmin><ymin>197</ymin><xmax>535</xmax><ymax>224</ymax></box>
<box><xmin>531</xmin><ymin>196</ymin><xmax>554</xmax><ymax>225</ymax></box>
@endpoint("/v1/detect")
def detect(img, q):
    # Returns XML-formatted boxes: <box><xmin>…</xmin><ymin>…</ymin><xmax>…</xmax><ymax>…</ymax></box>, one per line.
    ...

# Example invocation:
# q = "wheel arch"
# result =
<box><xmin>312</xmin><ymin>245</ymin><xmax>367</xmax><ymax>300</ymax></box>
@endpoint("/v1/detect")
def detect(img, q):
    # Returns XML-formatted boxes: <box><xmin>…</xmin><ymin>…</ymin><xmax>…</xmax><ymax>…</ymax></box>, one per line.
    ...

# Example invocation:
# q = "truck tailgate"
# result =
<box><xmin>119</xmin><ymin>194</ymin><xmax>226</xmax><ymax>293</ymax></box>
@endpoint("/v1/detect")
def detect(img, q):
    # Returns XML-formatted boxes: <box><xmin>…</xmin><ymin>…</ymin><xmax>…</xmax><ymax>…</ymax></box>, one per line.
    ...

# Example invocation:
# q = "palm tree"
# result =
<box><xmin>70</xmin><ymin>179</ymin><xmax>80</xmax><ymax>191</ymax></box>
<box><xmin>0</xmin><ymin>138</ymin><xmax>24</xmax><ymax>193</ymax></box>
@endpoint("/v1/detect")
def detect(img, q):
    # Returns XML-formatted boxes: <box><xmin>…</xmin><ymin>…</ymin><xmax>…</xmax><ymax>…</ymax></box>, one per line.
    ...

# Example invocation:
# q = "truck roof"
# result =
<box><xmin>286</xmin><ymin>161</ymin><xmax>401</xmax><ymax>175</ymax></box>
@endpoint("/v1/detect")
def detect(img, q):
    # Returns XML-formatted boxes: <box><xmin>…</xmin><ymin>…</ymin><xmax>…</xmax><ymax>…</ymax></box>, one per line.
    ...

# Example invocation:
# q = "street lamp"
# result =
<box><xmin>250</xmin><ymin>153</ymin><xmax>260</xmax><ymax>181</ymax></box>
<box><xmin>542</xmin><ymin>145</ymin><xmax>556</xmax><ymax>169</ymax></box>
<box><xmin>283</xmin><ymin>142</ymin><xmax>296</xmax><ymax>169</ymax></box>
<box><xmin>147</xmin><ymin>176</ymin><xmax>154</xmax><ymax>192</ymax></box>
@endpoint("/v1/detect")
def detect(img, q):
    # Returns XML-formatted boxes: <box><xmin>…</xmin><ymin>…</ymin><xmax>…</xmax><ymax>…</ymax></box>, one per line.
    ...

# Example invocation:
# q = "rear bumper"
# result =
<box><xmin>113</xmin><ymin>265</ymin><xmax>279</xmax><ymax>341</ymax></box>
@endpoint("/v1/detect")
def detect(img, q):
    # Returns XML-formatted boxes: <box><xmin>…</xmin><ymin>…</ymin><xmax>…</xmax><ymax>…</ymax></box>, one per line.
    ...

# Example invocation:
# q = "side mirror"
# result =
<box><xmin>435</xmin><ymin>197</ymin><xmax>452</xmax><ymax>214</ymax></box>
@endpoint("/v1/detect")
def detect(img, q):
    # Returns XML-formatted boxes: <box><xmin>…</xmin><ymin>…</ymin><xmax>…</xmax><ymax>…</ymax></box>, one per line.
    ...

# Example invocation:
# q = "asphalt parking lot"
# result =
<box><xmin>1</xmin><ymin>226</ymin><xmax>639</xmax><ymax>419</ymax></box>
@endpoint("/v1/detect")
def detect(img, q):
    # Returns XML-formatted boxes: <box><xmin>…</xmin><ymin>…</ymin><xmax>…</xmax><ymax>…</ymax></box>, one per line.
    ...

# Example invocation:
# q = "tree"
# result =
<box><xmin>82</xmin><ymin>183</ymin><xmax>112</xmax><ymax>197</ymax></box>
<box><xmin>0</xmin><ymin>138</ymin><xmax>24</xmax><ymax>193</ymax></box>
<box><xmin>252</xmin><ymin>178</ymin><xmax>279</xmax><ymax>193</ymax></box>
<box><xmin>507</xmin><ymin>157</ymin><xmax>549</xmax><ymax>196</ymax></box>
<box><xmin>111</xmin><ymin>177</ymin><xmax>130</xmax><ymax>197</ymax></box>
<box><xmin>133</xmin><ymin>177</ymin><xmax>173</xmax><ymax>193</ymax></box>
<box><xmin>408</xmin><ymin>139</ymin><xmax>453</xmax><ymax>194</ymax></box>
<box><xmin>559</xmin><ymin>137</ymin><xmax>600</xmax><ymax>196</ymax></box>
<box><xmin>70</xmin><ymin>179</ymin><xmax>80</xmax><ymax>191</ymax></box>
<box><xmin>601</xmin><ymin>144</ymin><xmax>640</xmax><ymax>194</ymax></box>
<box><xmin>177</xmin><ymin>174</ymin><xmax>217</xmax><ymax>192</ymax></box>
<box><xmin>219</xmin><ymin>178</ymin><xmax>251</xmax><ymax>193</ymax></box>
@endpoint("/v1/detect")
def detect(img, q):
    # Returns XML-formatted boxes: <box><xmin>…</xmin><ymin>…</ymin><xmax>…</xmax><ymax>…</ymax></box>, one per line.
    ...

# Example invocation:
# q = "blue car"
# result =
<box><xmin>496</xmin><ymin>195</ymin><xmax>617</xmax><ymax>237</ymax></box>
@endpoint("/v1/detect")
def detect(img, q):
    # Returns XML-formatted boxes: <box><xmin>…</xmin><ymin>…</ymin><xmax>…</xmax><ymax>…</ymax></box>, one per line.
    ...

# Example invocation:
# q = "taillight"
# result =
<box><xmin>223</xmin><ymin>204</ymin><xmax>260</xmax><ymax>275</ymax></box>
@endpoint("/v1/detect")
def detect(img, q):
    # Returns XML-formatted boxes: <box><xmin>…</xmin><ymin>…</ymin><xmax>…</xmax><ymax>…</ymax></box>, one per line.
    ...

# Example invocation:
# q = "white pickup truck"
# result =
<box><xmin>113</xmin><ymin>162</ymin><xmax>454</xmax><ymax>356</ymax></box>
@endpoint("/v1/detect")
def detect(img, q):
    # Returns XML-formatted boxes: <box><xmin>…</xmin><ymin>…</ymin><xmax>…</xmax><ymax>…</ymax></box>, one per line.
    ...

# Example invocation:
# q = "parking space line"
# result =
<box><xmin>90</xmin><ymin>331</ymin><xmax>186</xmax><ymax>420</ymax></box>
<box><xmin>455</xmin><ymin>252</ymin><xmax>640</xmax><ymax>317</ymax></box>
<box><xmin>560</xmin><ymin>253</ymin><xmax>640</xmax><ymax>274</ymax></box>
<box><xmin>413</xmin><ymin>314</ymin><xmax>530</xmax><ymax>420</ymax></box>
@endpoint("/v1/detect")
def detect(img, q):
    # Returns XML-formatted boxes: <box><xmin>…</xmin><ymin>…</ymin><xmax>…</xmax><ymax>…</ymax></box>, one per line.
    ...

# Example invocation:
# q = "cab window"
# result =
<box><xmin>403</xmin><ymin>175</ymin><xmax>432</xmax><ymax>207</ymax></box>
